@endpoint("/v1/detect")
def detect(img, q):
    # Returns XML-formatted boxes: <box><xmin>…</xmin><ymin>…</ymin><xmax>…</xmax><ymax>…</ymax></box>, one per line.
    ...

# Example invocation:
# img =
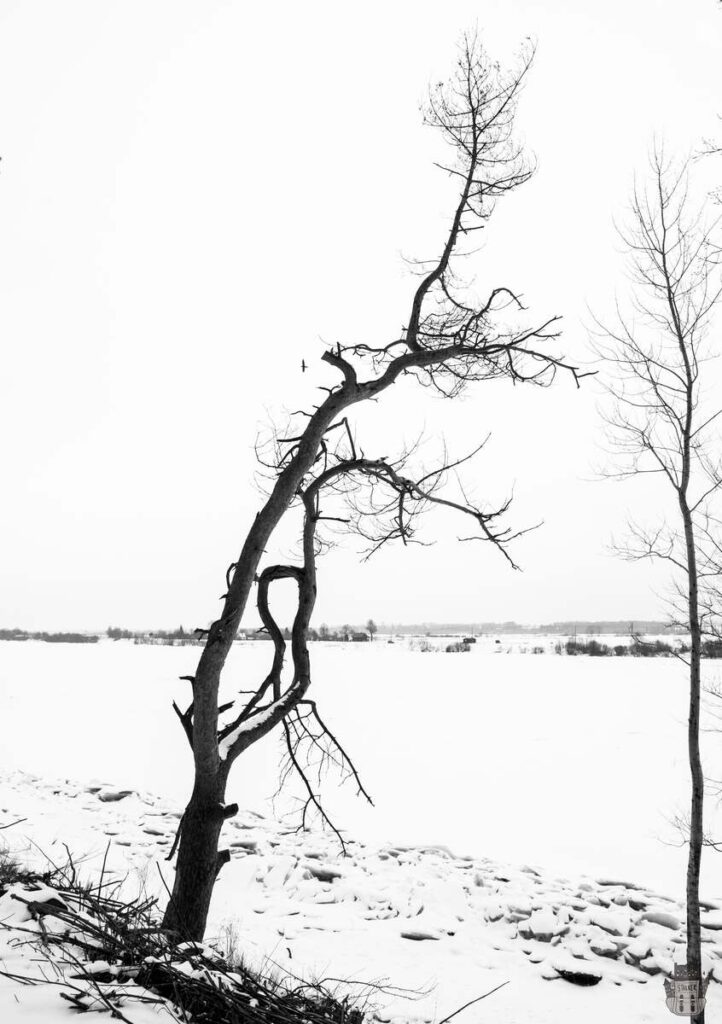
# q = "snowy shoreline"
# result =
<box><xmin>2</xmin><ymin>769</ymin><xmax>721</xmax><ymax>1022</ymax></box>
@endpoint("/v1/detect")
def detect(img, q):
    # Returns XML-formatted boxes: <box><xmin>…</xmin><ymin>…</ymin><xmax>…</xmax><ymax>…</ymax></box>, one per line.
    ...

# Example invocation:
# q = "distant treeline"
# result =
<box><xmin>380</xmin><ymin>620</ymin><xmax>678</xmax><ymax>636</ymax></box>
<box><xmin>1</xmin><ymin>622</ymin><xmax>692</xmax><ymax>648</ymax></box>
<box><xmin>107</xmin><ymin>626</ymin><xmax>203</xmax><ymax>646</ymax></box>
<box><xmin>107</xmin><ymin>624</ymin><xmax>376</xmax><ymax>645</ymax></box>
<box><xmin>0</xmin><ymin>628</ymin><xmax>98</xmax><ymax>644</ymax></box>
<box><xmin>561</xmin><ymin>638</ymin><xmax>722</xmax><ymax>658</ymax></box>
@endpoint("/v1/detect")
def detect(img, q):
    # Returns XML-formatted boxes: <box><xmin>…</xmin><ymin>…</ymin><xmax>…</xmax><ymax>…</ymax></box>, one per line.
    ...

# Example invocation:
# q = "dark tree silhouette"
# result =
<box><xmin>162</xmin><ymin>33</ymin><xmax>585</xmax><ymax>942</ymax></box>
<box><xmin>595</xmin><ymin>148</ymin><xmax>722</xmax><ymax>1024</ymax></box>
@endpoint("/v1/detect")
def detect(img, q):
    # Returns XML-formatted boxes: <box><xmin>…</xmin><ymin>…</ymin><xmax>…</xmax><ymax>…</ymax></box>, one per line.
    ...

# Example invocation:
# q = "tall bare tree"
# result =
<box><xmin>162</xmin><ymin>34</ymin><xmax>585</xmax><ymax>942</ymax></box>
<box><xmin>595</xmin><ymin>148</ymin><xmax>722</xmax><ymax>1021</ymax></box>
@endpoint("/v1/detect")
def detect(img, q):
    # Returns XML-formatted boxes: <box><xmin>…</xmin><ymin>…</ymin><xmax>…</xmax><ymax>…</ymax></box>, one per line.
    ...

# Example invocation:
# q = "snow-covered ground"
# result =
<box><xmin>1</xmin><ymin>638</ymin><xmax>719</xmax><ymax>893</ymax></box>
<box><xmin>2</xmin><ymin>769</ymin><xmax>718</xmax><ymax>1024</ymax></box>
<box><xmin>1</xmin><ymin>638</ymin><xmax>721</xmax><ymax>1021</ymax></box>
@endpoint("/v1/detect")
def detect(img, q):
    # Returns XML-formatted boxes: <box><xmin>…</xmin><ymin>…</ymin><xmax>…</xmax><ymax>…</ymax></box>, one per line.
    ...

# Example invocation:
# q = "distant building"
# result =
<box><xmin>352</xmin><ymin>632</ymin><xmax>369</xmax><ymax>642</ymax></box>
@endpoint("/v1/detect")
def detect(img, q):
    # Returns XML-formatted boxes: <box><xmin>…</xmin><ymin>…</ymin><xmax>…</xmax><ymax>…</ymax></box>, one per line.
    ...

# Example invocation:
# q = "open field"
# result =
<box><xmin>3</xmin><ymin>637</ymin><xmax>722</xmax><ymax>1022</ymax></box>
<box><xmin>3</xmin><ymin>638</ymin><xmax>722</xmax><ymax>1022</ymax></box>
<box><xmin>1</xmin><ymin>637</ymin><xmax>720</xmax><ymax>897</ymax></box>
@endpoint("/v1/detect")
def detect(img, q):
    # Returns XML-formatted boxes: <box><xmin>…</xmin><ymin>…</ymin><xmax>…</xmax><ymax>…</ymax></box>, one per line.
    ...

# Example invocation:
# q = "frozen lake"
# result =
<box><xmin>1</xmin><ymin>637</ymin><xmax>720</xmax><ymax>899</ymax></box>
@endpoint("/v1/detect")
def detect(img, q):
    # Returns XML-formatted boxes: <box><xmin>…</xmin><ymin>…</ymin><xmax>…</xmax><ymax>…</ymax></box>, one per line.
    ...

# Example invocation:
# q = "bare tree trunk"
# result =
<box><xmin>594</xmin><ymin>148</ymin><xmax>722</xmax><ymax>1019</ymax></box>
<box><xmin>162</xmin><ymin>414</ymin><xmax>335</xmax><ymax>940</ymax></box>
<box><xmin>163</xmin><ymin>772</ymin><xmax>228</xmax><ymax>939</ymax></box>
<box><xmin>682</xmin><ymin>501</ymin><xmax>705</xmax><ymax>1023</ymax></box>
<box><xmin>165</xmin><ymin>503</ymin><xmax>319</xmax><ymax>940</ymax></box>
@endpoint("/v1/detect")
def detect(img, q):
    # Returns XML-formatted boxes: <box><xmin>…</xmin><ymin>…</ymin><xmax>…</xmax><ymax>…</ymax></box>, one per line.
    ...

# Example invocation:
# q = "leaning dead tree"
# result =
<box><xmin>595</xmin><ymin>148</ymin><xmax>722</xmax><ymax>1022</ymax></box>
<box><xmin>162</xmin><ymin>34</ymin><xmax>584</xmax><ymax>942</ymax></box>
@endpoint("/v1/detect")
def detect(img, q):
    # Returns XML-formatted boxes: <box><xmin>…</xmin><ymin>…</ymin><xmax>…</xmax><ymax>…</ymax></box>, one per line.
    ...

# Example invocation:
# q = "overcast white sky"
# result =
<box><xmin>1</xmin><ymin>0</ymin><xmax>722</xmax><ymax>630</ymax></box>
